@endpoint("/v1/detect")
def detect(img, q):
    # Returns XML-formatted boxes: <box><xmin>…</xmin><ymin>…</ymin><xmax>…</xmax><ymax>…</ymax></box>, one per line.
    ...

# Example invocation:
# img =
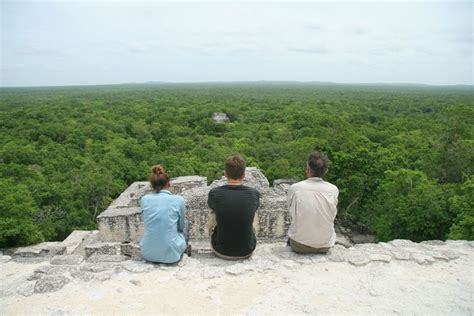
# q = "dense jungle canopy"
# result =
<box><xmin>0</xmin><ymin>83</ymin><xmax>472</xmax><ymax>247</ymax></box>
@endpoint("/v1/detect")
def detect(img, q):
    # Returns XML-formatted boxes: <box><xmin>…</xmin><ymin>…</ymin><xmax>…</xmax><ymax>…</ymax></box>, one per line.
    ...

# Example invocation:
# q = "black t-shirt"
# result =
<box><xmin>207</xmin><ymin>185</ymin><xmax>260</xmax><ymax>257</ymax></box>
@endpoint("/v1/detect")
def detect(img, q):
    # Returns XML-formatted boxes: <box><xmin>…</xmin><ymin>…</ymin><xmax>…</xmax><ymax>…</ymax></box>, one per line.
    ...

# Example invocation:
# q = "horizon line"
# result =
<box><xmin>1</xmin><ymin>80</ymin><xmax>473</xmax><ymax>89</ymax></box>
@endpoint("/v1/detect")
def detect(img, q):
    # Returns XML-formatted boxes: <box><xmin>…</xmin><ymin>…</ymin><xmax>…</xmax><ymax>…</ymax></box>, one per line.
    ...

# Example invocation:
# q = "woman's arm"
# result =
<box><xmin>178</xmin><ymin>198</ymin><xmax>186</xmax><ymax>233</ymax></box>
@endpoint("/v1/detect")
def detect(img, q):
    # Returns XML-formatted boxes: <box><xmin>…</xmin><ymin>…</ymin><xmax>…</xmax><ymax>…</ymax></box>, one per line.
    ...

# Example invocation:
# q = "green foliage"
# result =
<box><xmin>367</xmin><ymin>169</ymin><xmax>450</xmax><ymax>242</ymax></box>
<box><xmin>0</xmin><ymin>83</ymin><xmax>472</xmax><ymax>246</ymax></box>
<box><xmin>448</xmin><ymin>177</ymin><xmax>474</xmax><ymax>240</ymax></box>
<box><xmin>0</xmin><ymin>179</ymin><xmax>43</xmax><ymax>246</ymax></box>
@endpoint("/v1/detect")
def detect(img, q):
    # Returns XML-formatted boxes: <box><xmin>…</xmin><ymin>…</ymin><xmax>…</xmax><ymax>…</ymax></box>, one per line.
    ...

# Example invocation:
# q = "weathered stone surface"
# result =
<box><xmin>50</xmin><ymin>255</ymin><xmax>84</xmax><ymax>265</ymax></box>
<box><xmin>411</xmin><ymin>253</ymin><xmax>435</xmax><ymax>265</ymax></box>
<box><xmin>391</xmin><ymin>250</ymin><xmax>411</xmax><ymax>261</ymax></box>
<box><xmin>273</xmin><ymin>179</ymin><xmax>297</xmax><ymax>191</ymax></box>
<box><xmin>327</xmin><ymin>245</ymin><xmax>348</xmax><ymax>262</ymax></box>
<box><xmin>86</xmin><ymin>254</ymin><xmax>128</xmax><ymax>263</ymax></box>
<box><xmin>121</xmin><ymin>242</ymin><xmax>141</xmax><ymax>258</ymax></box>
<box><xmin>121</xmin><ymin>260</ymin><xmax>155</xmax><ymax>273</ymax></box>
<box><xmin>348</xmin><ymin>251</ymin><xmax>371</xmax><ymax>266</ymax></box>
<box><xmin>34</xmin><ymin>265</ymin><xmax>54</xmax><ymax>274</ymax></box>
<box><xmin>13</xmin><ymin>242</ymin><xmax>66</xmax><ymax>258</ymax></box>
<box><xmin>61</xmin><ymin>230</ymin><xmax>93</xmax><ymax>254</ymax></box>
<box><xmin>171</xmin><ymin>176</ymin><xmax>207</xmax><ymax>194</ymax></box>
<box><xmin>0</xmin><ymin>255</ymin><xmax>11</xmax><ymax>263</ymax></box>
<box><xmin>282</xmin><ymin>259</ymin><xmax>301</xmax><ymax>270</ymax></box>
<box><xmin>201</xmin><ymin>267</ymin><xmax>224</xmax><ymax>279</ymax></box>
<box><xmin>209</xmin><ymin>167</ymin><xmax>270</xmax><ymax>193</ymax></box>
<box><xmin>212</xmin><ymin>112</ymin><xmax>229</xmax><ymax>123</ymax></box>
<box><xmin>85</xmin><ymin>242</ymin><xmax>121</xmax><ymax>257</ymax></box>
<box><xmin>225</xmin><ymin>263</ymin><xmax>255</xmax><ymax>275</ymax></box>
<box><xmin>70</xmin><ymin>270</ymin><xmax>95</xmax><ymax>282</ymax></box>
<box><xmin>47</xmin><ymin>265</ymin><xmax>79</xmax><ymax>275</ymax></box>
<box><xmin>34</xmin><ymin>276</ymin><xmax>70</xmax><ymax>293</ymax></box>
<box><xmin>421</xmin><ymin>240</ymin><xmax>446</xmax><ymax>246</ymax></box>
<box><xmin>97</xmin><ymin>208</ymin><xmax>144</xmax><ymax>243</ymax></box>
<box><xmin>350</xmin><ymin>234</ymin><xmax>376</xmax><ymax>244</ymax></box>
<box><xmin>80</xmin><ymin>263</ymin><xmax>117</xmax><ymax>273</ymax></box>
<box><xmin>17</xmin><ymin>282</ymin><xmax>35</xmax><ymax>297</ymax></box>
<box><xmin>369</xmin><ymin>254</ymin><xmax>392</xmax><ymax>263</ymax></box>
<box><xmin>389</xmin><ymin>239</ymin><xmax>417</xmax><ymax>248</ymax></box>
<box><xmin>27</xmin><ymin>273</ymin><xmax>43</xmax><ymax>281</ymax></box>
<box><xmin>440</xmin><ymin>249</ymin><xmax>461</xmax><ymax>260</ymax></box>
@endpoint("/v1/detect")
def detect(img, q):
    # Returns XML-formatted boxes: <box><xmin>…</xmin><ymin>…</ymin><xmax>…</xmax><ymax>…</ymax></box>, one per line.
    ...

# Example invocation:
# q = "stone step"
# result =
<box><xmin>71</xmin><ymin>230</ymin><xmax>100</xmax><ymax>256</ymax></box>
<box><xmin>13</xmin><ymin>242</ymin><xmax>66</xmax><ymax>258</ymax></box>
<box><xmin>84</xmin><ymin>242</ymin><xmax>121</xmax><ymax>257</ymax></box>
<box><xmin>62</xmin><ymin>230</ymin><xmax>94</xmax><ymax>254</ymax></box>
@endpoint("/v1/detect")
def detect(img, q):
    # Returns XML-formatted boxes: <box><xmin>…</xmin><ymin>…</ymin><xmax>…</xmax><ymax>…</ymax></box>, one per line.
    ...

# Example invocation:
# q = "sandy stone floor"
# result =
<box><xmin>1</xmin><ymin>241</ymin><xmax>473</xmax><ymax>315</ymax></box>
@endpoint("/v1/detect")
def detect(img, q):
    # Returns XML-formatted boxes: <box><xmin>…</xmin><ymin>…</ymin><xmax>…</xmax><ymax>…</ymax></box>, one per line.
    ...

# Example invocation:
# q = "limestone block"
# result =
<box><xmin>388</xmin><ymin>239</ymin><xmax>417</xmax><ymax>247</ymax></box>
<box><xmin>120</xmin><ymin>242</ymin><xmax>141</xmax><ymax>258</ymax></box>
<box><xmin>86</xmin><ymin>254</ymin><xmax>128</xmax><ymax>263</ymax></box>
<box><xmin>170</xmin><ymin>176</ymin><xmax>207</xmax><ymax>194</ymax></box>
<box><xmin>109</xmin><ymin>182</ymin><xmax>151</xmax><ymax>209</ymax></box>
<box><xmin>273</xmin><ymin>179</ymin><xmax>298</xmax><ymax>192</ymax></box>
<box><xmin>369</xmin><ymin>254</ymin><xmax>392</xmax><ymax>263</ymax></box>
<box><xmin>420</xmin><ymin>240</ymin><xmax>446</xmax><ymax>246</ymax></box>
<box><xmin>411</xmin><ymin>253</ymin><xmax>435</xmax><ymax>265</ymax></box>
<box><xmin>209</xmin><ymin>167</ymin><xmax>270</xmax><ymax>194</ymax></box>
<box><xmin>327</xmin><ymin>245</ymin><xmax>348</xmax><ymax>262</ymax></box>
<box><xmin>85</xmin><ymin>242</ymin><xmax>121</xmax><ymax>257</ymax></box>
<box><xmin>50</xmin><ymin>255</ymin><xmax>84</xmax><ymax>265</ymax></box>
<box><xmin>0</xmin><ymin>255</ymin><xmax>11</xmax><ymax>263</ymax></box>
<box><xmin>347</xmin><ymin>250</ymin><xmax>371</xmax><ymax>266</ymax></box>
<box><xmin>34</xmin><ymin>275</ymin><xmax>70</xmax><ymax>293</ymax></box>
<box><xmin>61</xmin><ymin>230</ymin><xmax>93</xmax><ymax>254</ymax></box>
<box><xmin>97</xmin><ymin>207</ymin><xmax>143</xmax><ymax>242</ymax></box>
<box><xmin>13</xmin><ymin>242</ymin><xmax>66</xmax><ymax>258</ymax></box>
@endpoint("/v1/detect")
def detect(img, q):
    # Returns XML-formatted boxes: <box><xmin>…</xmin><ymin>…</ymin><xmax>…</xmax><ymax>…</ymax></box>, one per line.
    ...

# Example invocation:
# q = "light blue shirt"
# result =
<box><xmin>140</xmin><ymin>190</ymin><xmax>186</xmax><ymax>263</ymax></box>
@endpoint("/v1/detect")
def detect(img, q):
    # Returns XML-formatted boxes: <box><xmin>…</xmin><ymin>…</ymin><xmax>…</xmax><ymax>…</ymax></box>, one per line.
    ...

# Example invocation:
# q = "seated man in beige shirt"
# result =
<box><xmin>287</xmin><ymin>151</ymin><xmax>339</xmax><ymax>253</ymax></box>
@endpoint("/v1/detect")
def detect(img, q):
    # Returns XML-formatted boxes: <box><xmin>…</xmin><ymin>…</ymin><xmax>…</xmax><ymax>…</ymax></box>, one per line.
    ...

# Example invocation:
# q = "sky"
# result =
<box><xmin>1</xmin><ymin>0</ymin><xmax>473</xmax><ymax>87</ymax></box>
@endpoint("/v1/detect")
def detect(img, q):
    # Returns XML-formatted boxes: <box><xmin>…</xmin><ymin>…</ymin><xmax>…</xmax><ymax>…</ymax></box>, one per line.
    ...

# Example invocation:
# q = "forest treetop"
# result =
<box><xmin>0</xmin><ymin>83</ymin><xmax>472</xmax><ymax>247</ymax></box>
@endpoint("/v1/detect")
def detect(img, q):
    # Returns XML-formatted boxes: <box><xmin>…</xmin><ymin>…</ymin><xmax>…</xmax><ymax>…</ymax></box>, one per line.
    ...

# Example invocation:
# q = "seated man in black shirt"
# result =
<box><xmin>207</xmin><ymin>155</ymin><xmax>260</xmax><ymax>259</ymax></box>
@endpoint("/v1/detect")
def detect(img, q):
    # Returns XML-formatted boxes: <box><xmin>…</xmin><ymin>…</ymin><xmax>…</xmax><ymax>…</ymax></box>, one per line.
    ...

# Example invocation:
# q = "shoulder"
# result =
<box><xmin>173</xmin><ymin>194</ymin><xmax>185</xmax><ymax>204</ymax></box>
<box><xmin>322</xmin><ymin>180</ymin><xmax>339</xmax><ymax>194</ymax></box>
<box><xmin>208</xmin><ymin>186</ymin><xmax>222</xmax><ymax>196</ymax></box>
<box><xmin>242</xmin><ymin>186</ymin><xmax>260</xmax><ymax>197</ymax></box>
<box><xmin>140</xmin><ymin>193</ymin><xmax>153</xmax><ymax>203</ymax></box>
<box><xmin>289</xmin><ymin>180</ymin><xmax>308</xmax><ymax>192</ymax></box>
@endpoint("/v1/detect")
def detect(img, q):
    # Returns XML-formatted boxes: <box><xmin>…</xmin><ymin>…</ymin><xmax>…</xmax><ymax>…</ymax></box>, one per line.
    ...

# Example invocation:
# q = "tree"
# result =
<box><xmin>448</xmin><ymin>177</ymin><xmax>474</xmax><ymax>240</ymax></box>
<box><xmin>0</xmin><ymin>179</ymin><xmax>43</xmax><ymax>247</ymax></box>
<box><xmin>367</xmin><ymin>169</ymin><xmax>450</xmax><ymax>242</ymax></box>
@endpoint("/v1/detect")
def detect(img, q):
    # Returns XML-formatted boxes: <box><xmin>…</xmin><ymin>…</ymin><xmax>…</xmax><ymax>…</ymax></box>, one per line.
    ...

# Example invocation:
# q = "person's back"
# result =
<box><xmin>208</xmin><ymin>155</ymin><xmax>260</xmax><ymax>259</ymax></box>
<box><xmin>287</xmin><ymin>151</ymin><xmax>339</xmax><ymax>253</ymax></box>
<box><xmin>208</xmin><ymin>185</ymin><xmax>259</xmax><ymax>256</ymax></box>
<box><xmin>140</xmin><ymin>165</ymin><xmax>187</xmax><ymax>264</ymax></box>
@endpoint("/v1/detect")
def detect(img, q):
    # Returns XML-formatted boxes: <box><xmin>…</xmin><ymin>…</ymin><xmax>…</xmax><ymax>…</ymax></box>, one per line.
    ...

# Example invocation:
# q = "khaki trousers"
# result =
<box><xmin>208</xmin><ymin>212</ymin><xmax>252</xmax><ymax>260</ymax></box>
<box><xmin>289</xmin><ymin>238</ymin><xmax>330</xmax><ymax>254</ymax></box>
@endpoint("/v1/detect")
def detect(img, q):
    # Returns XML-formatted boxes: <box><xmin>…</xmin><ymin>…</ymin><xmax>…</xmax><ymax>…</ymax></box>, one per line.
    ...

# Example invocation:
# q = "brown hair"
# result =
<box><xmin>150</xmin><ymin>164</ymin><xmax>170</xmax><ymax>192</ymax></box>
<box><xmin>307</xmin><ymin>151</ymin><xmax>329</xmax><ymax>177</ymax></box>
<box><xmin>225</xmin><ymin>155</ymin><xmax>246</xmax><ymax>180</ymax></box>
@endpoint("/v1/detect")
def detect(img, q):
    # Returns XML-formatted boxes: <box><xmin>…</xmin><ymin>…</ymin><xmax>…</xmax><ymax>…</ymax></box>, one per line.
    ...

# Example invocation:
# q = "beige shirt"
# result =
<box><xmin>287</xmin><ymin>177</ymin><xmax>339</xmax><ymax>248</ymax></box>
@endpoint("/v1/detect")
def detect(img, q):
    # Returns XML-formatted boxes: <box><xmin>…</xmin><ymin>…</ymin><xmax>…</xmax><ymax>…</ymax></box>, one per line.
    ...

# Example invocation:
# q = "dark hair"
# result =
<box><xmin>150</xmin><ymin>164</ymin><xmax>170</xmax><ymax>192</ymax></box>
<box><xmin>307</xmin><ymin>151</ymin><xmax>329</xmax><ymax>177</ymax></box>
<box><xmin>225</xmin><ymin>155</ymin><xmax>246</xmax><ymax>180</ymax></box>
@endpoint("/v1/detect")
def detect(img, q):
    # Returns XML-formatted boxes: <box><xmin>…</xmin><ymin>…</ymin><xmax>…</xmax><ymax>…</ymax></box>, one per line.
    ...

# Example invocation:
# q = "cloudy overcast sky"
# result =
<box><xmin>1</xmin><ymin>0</ymin><xmax>472</xmax><ymax>86</ymax></box>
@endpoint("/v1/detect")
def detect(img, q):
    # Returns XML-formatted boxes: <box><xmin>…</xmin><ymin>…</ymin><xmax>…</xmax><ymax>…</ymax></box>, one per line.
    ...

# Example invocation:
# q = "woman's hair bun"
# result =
<box><xmin>151</xmin><ymin>164</ymin><xmax>165</xmax><ymax>175</ymax></box>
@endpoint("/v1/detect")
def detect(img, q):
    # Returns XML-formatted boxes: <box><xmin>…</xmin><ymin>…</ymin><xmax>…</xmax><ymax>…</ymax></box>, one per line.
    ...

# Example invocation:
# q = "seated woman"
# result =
<box><xmin>140</xmin><ymin>165</ymin><xmax>190</xmax><ymax>264</ymax></box>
